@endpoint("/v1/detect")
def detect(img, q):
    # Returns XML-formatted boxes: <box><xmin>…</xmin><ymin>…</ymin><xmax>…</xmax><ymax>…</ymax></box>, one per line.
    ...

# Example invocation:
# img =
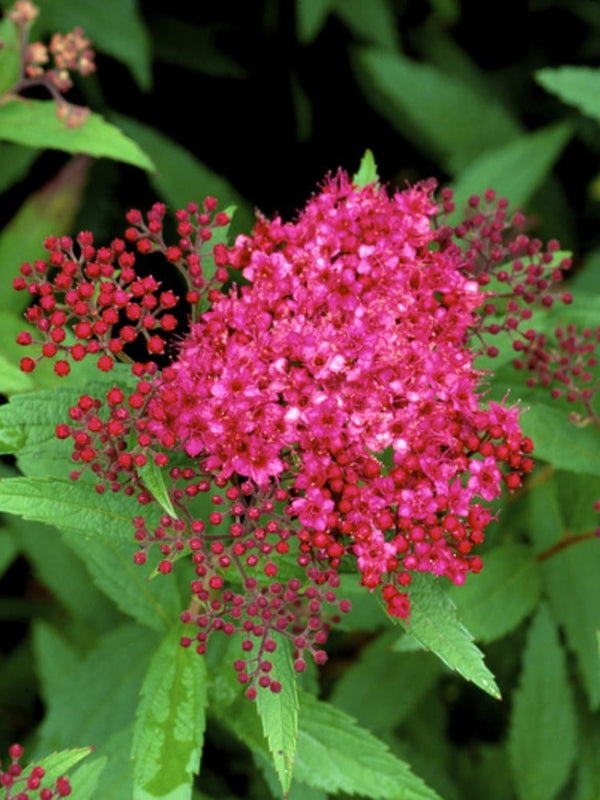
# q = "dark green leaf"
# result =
<box><xmin>111</xmin><ymin>115</ymin><xmax>253</xmax><ymax>232</ymax></box>
<box><xmin>447</xmin><ymin>544</ymin><xmax>542</xmax><ymax>643</ymax></box>
<box><xmin>508</xmin><ymin>605</ymin><xmax>577</xmax><ymax>800</ymax></box>
<box><xmin>0</xmin><ymin>157</ymin><xmax>91</xmax><ymax>314</ymax></box>
<box><xmin>295</xmin><ymin>0</ymin><xmax>336</xmax><ymax>43</ymax></box>
<box><xmin>0</xmin><ymin>476</ymin><xmax>159</xmax><ymax>542</ymax></box>
<box><xmin>293</xmin><ymin>692</ymin><xmax>442</xmax><ymax>799</ymax></box>
<box><xmin>32</xmin><ymin>621</ymin><xmax>83</xmax><ymax>705</ymax></box>
<box><xmin>334</xmin><ymin>0</ymin><xmax>398</xmax><ymax>49</ymax></box>
<box><xmin>330</xmin><ymin>630</ymin><xmax>442</xmax><ymax>733</ymax></box>
<box><xmin>256</xmin><ymin>639</ymin><xmax>298</xmax><ymax>796</ymax></box>
<box><xmin>69</xmin><ymin>756</ymin><xmax>109</xmax><ymax>800</ymax></box>
<box><xmin>393</xmin><ymin>574</ymin><xmax>500</xmax><ymax>698</ymax></box>
<box><xmin>0</xmin><ymin>16</ymin><xmax>20</xmax><ymax>95</ymax></box>
<box><xmin>0</xmin><ymin>143</ymin><xmax>39</xmax><ymax>193</ymax></box>
<box><xmin>353</xmin><ymin>47</ymin><xmax>520</xmax><ymax>173</ymax></box>
<box><xmin>0</xmin><ymin>528</ymin><xmax>18</xmax><ymax>578</ymax></box>
<box><xmin>132</xmin><ymin>624</ymin><xmax>207</xmax><ymax>800</ymax></box>
<box><xmin>0</xmin><ymin>99</ymin><xmax>154</xmax><ymax>170</ymax></box>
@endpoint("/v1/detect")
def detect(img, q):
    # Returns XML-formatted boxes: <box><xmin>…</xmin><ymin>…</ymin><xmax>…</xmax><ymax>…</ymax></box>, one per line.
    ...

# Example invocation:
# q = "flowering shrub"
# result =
<box><xmin>11</xmin><ymin>167</ymin><xmax>576</xmax><ymax>699</ymax></box>
<box><xmin>2</xmin><ymin>3</ymin><xmax>600</xmax><ymax>800</ymax></box>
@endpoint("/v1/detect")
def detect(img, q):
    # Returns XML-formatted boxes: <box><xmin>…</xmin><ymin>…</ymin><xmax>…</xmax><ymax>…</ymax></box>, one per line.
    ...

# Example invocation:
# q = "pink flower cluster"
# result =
<box><xmin>16</xmin><ymin>171</ymin><xmax>544</xmax><ymax>693</ymax></box>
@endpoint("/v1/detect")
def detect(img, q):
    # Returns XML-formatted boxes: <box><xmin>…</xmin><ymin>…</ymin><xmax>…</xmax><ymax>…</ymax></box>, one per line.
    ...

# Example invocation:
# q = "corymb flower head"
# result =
<box><xmin>16</xmin><ymin>168</ymin><xmax>562</xmax><ymax>696</ymax></box>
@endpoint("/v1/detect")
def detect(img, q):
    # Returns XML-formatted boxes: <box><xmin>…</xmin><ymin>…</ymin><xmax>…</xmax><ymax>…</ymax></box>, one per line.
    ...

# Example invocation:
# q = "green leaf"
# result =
<box><xmin>0</xmin><ymin>352</ymin><xmax>35</xmax><ymax>394</ymax></box>
<box><xmin>32</xmin><ymin>621</ymin><xmax>83</xmax><ymax>705</ymax></box>
<box><xmin>0</xmin><ymin>15</ymin><xmax>20</xmax><ymax>95</ymax></box>
<box><xmin>353</xmin><ymin>47</ymin><xmax>520</xmax><ymax>173</ymax></box>
<box><xmin>111</xmin><ymin>115</ymin><xmax>253</xmax><ymax>232</ymax></box>
<box><xmin>293</xmin><ymin>693</ymin><xmax>442</xmax><ymax>799</ymax></box>
<box><xmin>0</xmin><ymin>99</ymin><xmax>154</xmax><ymax>170</ymax></box>
<box><xmin>256</xmin><ymin>640</ymin><xmax>299</xmax><ymax>796</ymax></box>
<box><xmin>353</xmin><ymin>148</ymin><xmax>379</xmax><ymax>187</ymax></box>
<box><xmin>36</xmin><ymin>624</ymin><xmax>160</xmax><ymax>752</ymax></box>
<box><xmin>449</xmin><ymin>122</ymin><xmax>573</xmax><ymax>214</ymax></box>
<box><xmin>22</xmin><ymin>748</ymin><xmax>94</xmax><ymax>783</ymax></box>
<box><xmin>37</xmin><ymin>0</ymin><xmax>152</xmax><ymax>91</ymax></box>
<box><xmin>330</xmin><ymin>630</ymin><xmax>442</xmax><ymax>734</ymax></box>
<box><xmin>520</xmin><ymin>402</ymin><xmax>600</xmax><ymax>476</ymax></box>
<box><xmin>0</xmin><ymin>528</ymin><xmax>18</xmax><ymax>578</ymax></box>
<box><xmin>132</xmin><ymin>624</ymin><xmax>208</xmax><ymax>800</ymax></box>
<box><xmin>508</xmin><ymin>605</ymin><xmax>577</xmax><ymax>800</ymax></box>
<box><xmin>62</xmin><ymin>533</ymin><xmax>182</xmax><ymax>632</ymax></box>
<box><xmin>0</xmin><ymin>156</ymin><xmax>91</xmax><ymax>314</ymax></box>
<box><xmin>295</xmin><ymin>0</ymin><xmax>336</xmax><ymax>43</ymax></box>
<box><xmin>0</xmin><ymin>143</ymin><xmax>39</xmax><ymax>194</ymax></box>
<box><xmin>0</xmin><ymin>476</ymin><xmax>160</xmax><ymax>542</ymax></box>
<box><xmin>334</xmin><ymin>0</ymin><xmax>398</xmax><ymax>49</ymax></box>
<box><xmin>69</xmin><ymin>756</ymin><xmax>109</xmax><ymax>800</ymax></box>
<box><xmin>392</xmin><ymin>574</ymin><xmax>501</xmax><ymax>698</ymax></box>
<box><xmin>574</xmin><ymin>705</ymin><xmax>600</xmax><ymax>800</ymax></box>
<box><xmin>536</xmin><ymin>66</ymin><xmax>600</xmax><ymax>123</ymax></box>
<box><xmin>447</xmin><ymin>544</ymin><xmax>542</xmax><ymax>643</ymax></box>
<box><xmin>136</xmin><ymin>458</ymin><xmax>177</xmax><ymax>519</ymax></box>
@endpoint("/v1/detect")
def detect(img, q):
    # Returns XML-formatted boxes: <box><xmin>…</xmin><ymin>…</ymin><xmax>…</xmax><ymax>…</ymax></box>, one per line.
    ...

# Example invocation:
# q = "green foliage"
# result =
<box><xmin>508</xmin><ymin>605</ymin><xmax>577</xmax><ymax>800</ymax></box>
<box><xmin>1</xmin><ymin>1</ymin><xmax>600</xmax><ymax>798</ymax></box>
<box><xmin>0</xmin><ymin>100</ymin><xmax>154</xmax><ymax>169</ymax></box>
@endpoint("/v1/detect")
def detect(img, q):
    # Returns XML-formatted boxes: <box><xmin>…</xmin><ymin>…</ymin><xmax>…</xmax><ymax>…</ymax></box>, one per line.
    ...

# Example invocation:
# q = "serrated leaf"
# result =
<box><xmin>256</xmin><ymin>640</ymin><xmax>299</xmax><ymax>796</ymax></box>
<box><xmin>0</xmin><ymin>99</ymin><xmax>154</xmax><ymax>170</ymax></box>
<box><xmin>0</xmin><ymin>156</ymin><xmax>90</xmax><ymax>314</ymax></box>
<box><xmin>508</xmin><ymin>605</ymin><xmax>577</xmax><ymax>800</ymax></box>
<box><xmin>392</xmin><ymin>574</ymin><xmax>500</xmax><ymax>698</ymax></box>
<box><xmin>353</xmin><ymin>148</ymin><xmax>379</xmax><ymax>187</ymax></box>
<box><xmin>132</xmin><ymin>624</ymin><xmax>207</xmax><ymax>800</ymax></box>
<box><xmin>353</xmin><ymin>47</ymin><xmax>520</xmax><ymax>173</ymax></box>
<box><xmin>293</xmin><ymin>693</ymin><xmax>442</xmax><ymax>800</ymax></box>
<box><xmin>36</xmin><ymin>624</ymin><xmax>160</xmax><ymax>752</ymax></box>
<box><xmin>330</xmin><ymin>630</ymin><xmax>442</xmax><ymax>733</ymax></box>
<box><xmin>0</xmin><ymin>476</ymin><xmax>159</xmax><ymax>542</ymax></box>
<box><xmin>22</xmin><ymin>748</ymin><xmax>94</xmax><ymax>783</ymax></box>
<box><xmin>449</xmin><ymin>122</ymin><xmax>573</xmax><ymax>213</ymax></box>
<box><xmin>111</xmin><ymin>115</ymin><xmax>253</xmax><ymax>232</ymax></box>
<box><xmin>61</xmin><ymin>532</ymin><xmax>182</xmax><ymax>631</ymax></box>
<box><xmin>69</xmin><ymin>756</ymin><xmax>109</xmax><ymax>800</ymax></box>
<box><xmin>448</xmin><ymin>544</ymin><xmax>542</xmax><ymax>643</ymax></box>
<box><xmin>520</xmin><ymin>402</ymin><xmax>600</xmax><ymax>475</ymax></box>
<box><xmin>536</xmin><ymin>66</ymin><xmax>600</xmax><ymax>123</ymax></box>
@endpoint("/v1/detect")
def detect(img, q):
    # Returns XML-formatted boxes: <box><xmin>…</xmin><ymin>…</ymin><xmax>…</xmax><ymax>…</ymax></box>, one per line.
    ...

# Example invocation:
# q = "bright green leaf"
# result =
<box><xmin>0</xmin><ymin>157</ymin><xmax>90</xmax><ymax>314</ymax></box>
<box><xmin>536</xmin><ymin>66</ymin><xmax>600</xmax><ymax>123</ymax></box>
<box><xmin>508</xmin><ymin>605</ymin><xmax>577</xmax><ymax>800</ymax></box>
<box><xmin>393</xmin><ymin>574</ymin><xmax>501</xmax><ymax>698</ymax></box>
<box><xmin>0</xmin><ymin>15</ymin><xmax>20</xmax><ymax>95</ymax></box>
<box><xmin>132</xmin><ymin>624</ymin><xmax>208</xmax><ymax>800</ymax></box>
<box><xmin>22</xmin><ymin>748</ymin><xmax>94</xmax><ymax>783</ymax></box>
<box><xmin>0</xmin><ymin>476</ymin><xmax>160</xmax><ymax>542</ymax></box>
<box><xmin>0</xmin><ymin>99</ymin><xmax>154</xmax><ymax>170</ymax></box>
<box><xmin>293</xmin><ymin>692</ymin><xmax>442</xmax><ymax>799</ymax></box>
<box><xmin>448</xmin><ymin>544</ymin><xmax>542</xmax><ymax>643</ymax></box>
<box><xmin>353</xmin><ymin>47</ymin><xmax>520</xmax><ymax>173</ymax></box>
<box><xmin>353</xmin><ymin>148</ymin><xmax>379</xmax><ymax>187</ymax></box>
<box><xmin>449</xmin><ymin>122</ymin><xmax>573</xmax><ymax>213</ymax></box>
<box><xmin>136</xmin><ymin>458</ymin><xmax>177</xmax><ymax>519</ymax></box>
<box><xmin>256</xmin><ymin>640</ymin><xmax>299</xmax><ymax>796</ymax></box>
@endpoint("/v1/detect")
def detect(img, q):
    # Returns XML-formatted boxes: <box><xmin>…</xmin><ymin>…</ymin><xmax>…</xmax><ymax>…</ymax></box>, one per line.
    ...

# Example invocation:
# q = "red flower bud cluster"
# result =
<box><xmin>0</xmin><ymin>744</ymin><xmax>71</xmax><ymax>800</ymax></box>
<box><xmin>17</xmin><ymin>172</ymin><xmax>566</xmax><ymax>694</ymax></box>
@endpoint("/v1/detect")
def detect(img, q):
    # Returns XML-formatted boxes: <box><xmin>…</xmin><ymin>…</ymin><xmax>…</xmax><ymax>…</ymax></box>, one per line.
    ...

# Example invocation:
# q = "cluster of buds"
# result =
<box><xmin>15</xmin><ymin>172</ymin><xmax>582</xmax><ymax>695</ymax></box>
<box><xmin>3</xmin><ymin>1</ymin><xmax>95</xmax><ymax>127</ymax></box>
<box><xmin>0</xmin><ymin>744</ymin><xmax>71</xmax><ymax>800</ymax></box>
